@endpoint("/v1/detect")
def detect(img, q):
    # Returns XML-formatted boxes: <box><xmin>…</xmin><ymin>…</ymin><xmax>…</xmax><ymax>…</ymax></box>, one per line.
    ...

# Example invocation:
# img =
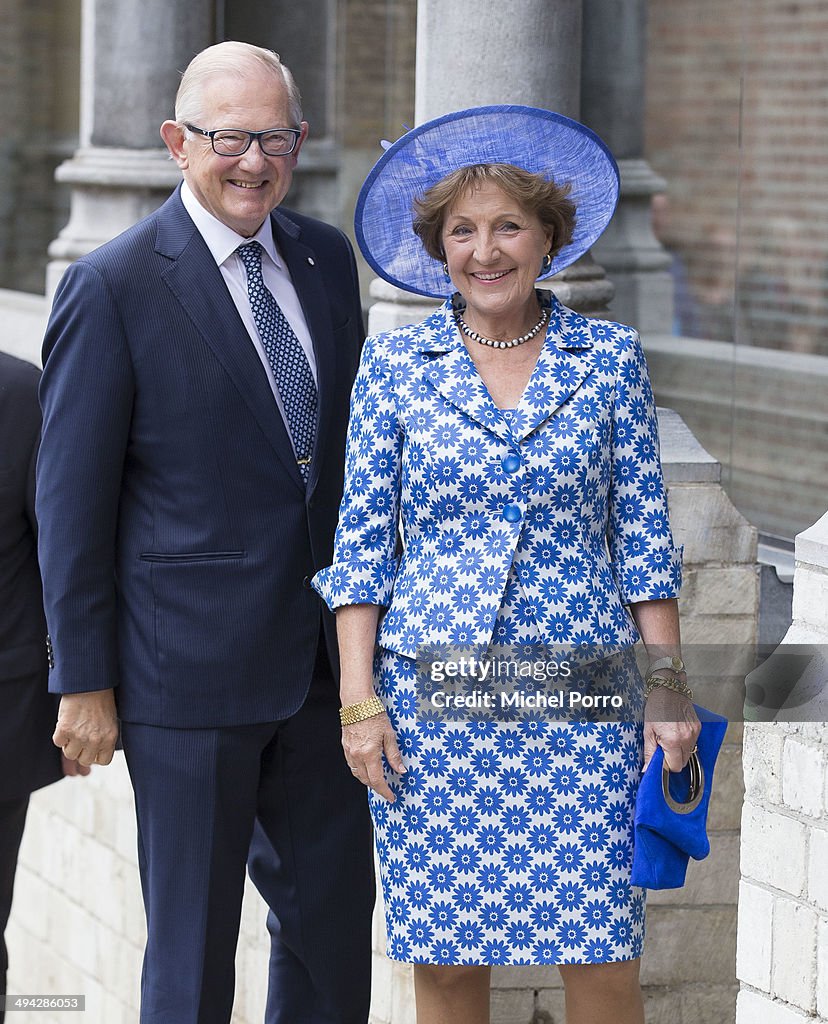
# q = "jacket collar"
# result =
<box><xmin>417</xmin><ymin>291</ymin><xmax>596</xmax><ymax>443</ymax></box>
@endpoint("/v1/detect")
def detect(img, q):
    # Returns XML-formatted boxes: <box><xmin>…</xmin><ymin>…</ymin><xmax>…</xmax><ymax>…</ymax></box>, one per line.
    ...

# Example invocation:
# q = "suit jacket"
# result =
<box><xmin>313</xmin><ymin>292</ymin><xmax>682</xmax><ymax>655</ymax></box>
<box><xmin>0</xmin><ymin>352</ymin><xmax>62</xmax><ymax>801</ymax></box>
<box><xmin>37</xmin><ymin>188</ymin><xmax>364</xmax><ymax>728</ymax></box>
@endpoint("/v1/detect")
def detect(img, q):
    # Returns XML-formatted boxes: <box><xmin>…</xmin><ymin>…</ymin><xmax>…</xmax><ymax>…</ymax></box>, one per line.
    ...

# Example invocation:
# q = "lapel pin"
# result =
<box><xmin>307</xmin><ymin>256</ymin><xmax>315</xmax><ymax>266</ymax></box>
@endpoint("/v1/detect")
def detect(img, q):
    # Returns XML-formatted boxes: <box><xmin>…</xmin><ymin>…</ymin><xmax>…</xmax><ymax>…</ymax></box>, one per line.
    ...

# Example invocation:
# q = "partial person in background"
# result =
<box><xmin>650</xmin><ymin>192</ymin><xmax>699</xmax><ymax>338</ymax></box>
<box><xmin>0</xmin><ymin>352</ymin><xmax>88</xmax><ymax>1024</ymax></box>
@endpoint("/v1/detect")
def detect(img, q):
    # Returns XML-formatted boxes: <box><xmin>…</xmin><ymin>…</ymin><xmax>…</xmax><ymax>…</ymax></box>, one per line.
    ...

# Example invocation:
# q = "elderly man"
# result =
<box><xmin>36</xmin><ymin>42</ymin><xmax>373</xmax><ymax>1024</ymax></box>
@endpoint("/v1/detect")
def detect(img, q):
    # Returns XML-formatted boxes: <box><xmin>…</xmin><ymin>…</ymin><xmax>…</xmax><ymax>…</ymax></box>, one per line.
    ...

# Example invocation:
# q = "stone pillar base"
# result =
<box><xmin>367</xmin><ymin>279</ymin><xmax>439</xmax><ymax>335</ymax></box>
<box><xmin>46</xmin><ymin>147</ymin><xmax>180</xmax><ymax>295</ymax></box>
<box><xmin>549</xmin><ymin>254</ymin><xmax>615</xmax><ymax>317</ymax></box>
<box><xmin>591</xmin><ymin>158</ymin><xmax>674</xmax><ymax>333</ymax></box>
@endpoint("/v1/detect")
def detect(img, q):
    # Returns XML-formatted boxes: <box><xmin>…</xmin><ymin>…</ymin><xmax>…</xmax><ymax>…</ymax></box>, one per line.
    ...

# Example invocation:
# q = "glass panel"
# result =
<box><xmin>644</xmin><ymin>0</ymin><xmax>828</xmax><ymax>542</ymax></box>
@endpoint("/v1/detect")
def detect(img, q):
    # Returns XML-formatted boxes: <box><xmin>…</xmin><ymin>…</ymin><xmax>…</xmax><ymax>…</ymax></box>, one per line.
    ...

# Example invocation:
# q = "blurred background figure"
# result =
<box><xmin>650</xmin><ymin>191</ymin><xmax>700</xmax><ymax>337</ymax></box>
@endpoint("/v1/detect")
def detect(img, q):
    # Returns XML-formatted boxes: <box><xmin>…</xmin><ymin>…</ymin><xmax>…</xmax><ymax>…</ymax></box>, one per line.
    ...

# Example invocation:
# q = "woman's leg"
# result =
<box><xmin>413</xmin><ymin>964</ymin><xmax>491</xmax><ymax>1024</ymax></box>
<box><xmin>558</xmin><ymin>959</ymin><xmax>645</xmax><ymax>1024</ymax></box>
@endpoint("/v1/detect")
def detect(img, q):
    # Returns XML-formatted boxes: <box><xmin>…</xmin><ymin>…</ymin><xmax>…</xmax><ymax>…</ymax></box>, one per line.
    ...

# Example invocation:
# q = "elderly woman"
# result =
<box><xmin>314</xmin><ymin>107</ymin><xmax>700</xmax><ymax>1024</ymax></box>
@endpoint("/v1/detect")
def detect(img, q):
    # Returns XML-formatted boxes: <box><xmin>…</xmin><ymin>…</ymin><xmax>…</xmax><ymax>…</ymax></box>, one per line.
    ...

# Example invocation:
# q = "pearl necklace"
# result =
<box><xmin>455</xmin><ymin>307</ymin><xmax>549</xmax><ymax>349</ymax></box>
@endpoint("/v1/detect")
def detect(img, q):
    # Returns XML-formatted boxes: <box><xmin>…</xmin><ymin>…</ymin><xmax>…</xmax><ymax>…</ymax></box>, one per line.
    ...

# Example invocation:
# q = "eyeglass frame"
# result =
<box><xmin>184</xmin><ymin>123</ymin><xmax>303</xmax><ymax>157</ymax></box>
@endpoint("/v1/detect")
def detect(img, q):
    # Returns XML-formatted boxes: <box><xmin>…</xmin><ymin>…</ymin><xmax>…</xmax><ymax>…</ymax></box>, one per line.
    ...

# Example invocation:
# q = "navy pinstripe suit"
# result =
<box><xmin>36</xmin><ymin>188</ymin><xmax>374</xmax><ymax>1023</ymax></box>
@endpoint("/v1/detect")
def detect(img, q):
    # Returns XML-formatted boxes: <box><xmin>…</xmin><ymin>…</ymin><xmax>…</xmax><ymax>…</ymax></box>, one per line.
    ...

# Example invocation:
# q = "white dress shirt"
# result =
<box><xmin>180</xmin><ymin>183</ymin><xmax>317</xmax><ymax>451</ymax></box>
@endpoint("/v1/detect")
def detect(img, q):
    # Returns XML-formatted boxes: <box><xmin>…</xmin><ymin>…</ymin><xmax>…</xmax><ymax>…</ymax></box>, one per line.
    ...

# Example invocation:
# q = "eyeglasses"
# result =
<box><xmin>184</xmin><ymin>123</ymin><xmax>302</xmax><ymax>157</ymax></box>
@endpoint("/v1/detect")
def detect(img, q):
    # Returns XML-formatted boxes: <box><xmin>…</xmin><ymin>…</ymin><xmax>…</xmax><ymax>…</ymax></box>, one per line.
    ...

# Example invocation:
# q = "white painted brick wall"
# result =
<box><xmin>771</xmin><ymin>897</ymin><xmax>818</xmax><ymax>1012</ymax></box>
<box><xmin>740</xmin><ymin>801</ymin><xmax>808</xmax><ymax>898</ymax></box>
<box><xmin>809</xmin><ymin>829</ymin><xmax>828</xmax><ymax>914</ymax></box>
<box><xmin>818</xmin><ymin>917</ymin><xmax>828</xmax><ymax>1019</ymax></box>
<box><xmin>735</xmin><ymin>881</ymin><xmax>773</xmax><ymax>991</ymax></box>
<box><xmin>783</xmin><ymin>738</ymin><xmax>826</xmax><ymax>818</ymax></box>
<box><xmin>737</xmin><ymin>510</ymin><xmax>828</xmax><ymax>1024</ymax></box>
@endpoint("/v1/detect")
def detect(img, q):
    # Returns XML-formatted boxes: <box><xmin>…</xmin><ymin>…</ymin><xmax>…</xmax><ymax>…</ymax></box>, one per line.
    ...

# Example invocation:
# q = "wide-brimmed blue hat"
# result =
<box><xmin>355</xmin><ymin>104</ymin><xmax>620</xmax><ymax>299</ymax></box>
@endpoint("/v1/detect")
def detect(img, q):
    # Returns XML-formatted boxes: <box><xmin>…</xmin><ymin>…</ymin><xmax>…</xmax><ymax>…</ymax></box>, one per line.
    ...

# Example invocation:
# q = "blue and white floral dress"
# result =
<box><xmin>314</xmin><ymin>292</ymin><xmax>682</xmax><ymax>965</ymax></box>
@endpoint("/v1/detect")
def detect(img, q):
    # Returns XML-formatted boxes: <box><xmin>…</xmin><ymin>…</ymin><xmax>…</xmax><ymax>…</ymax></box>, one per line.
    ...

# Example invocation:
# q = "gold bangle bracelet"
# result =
<box><xmin>339</xmin><ymin>694</ymin><xmax>385</xmax><ymax>727</ymax></box>
<box><xmin>644</xmin><ymin>674</ymin><xmax>694</xmax><ymax>701</ymax></box>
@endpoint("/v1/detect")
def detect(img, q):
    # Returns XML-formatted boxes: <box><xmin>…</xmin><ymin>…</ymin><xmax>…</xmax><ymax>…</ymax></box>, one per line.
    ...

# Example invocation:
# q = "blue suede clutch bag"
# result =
<box><xmin>631</xmin><ymin>705</ymin><xmax>728</xmax><ymax>889</ymax></box>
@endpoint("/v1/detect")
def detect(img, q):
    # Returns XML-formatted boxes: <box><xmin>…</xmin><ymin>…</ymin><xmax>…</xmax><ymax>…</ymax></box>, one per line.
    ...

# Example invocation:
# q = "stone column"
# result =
<box><xmin>369</xmin><ymin>0</ymin><xmax>611</xmax><ymax>336</ymax></box>
<box><xmin>222</xmin><ymin>0</ymin><xmax>340</xmax><ymax>225</ymax></box>
<box><xmin>581</xmin><ymin>0</ymin><xmax>674</xmax><ymax>332</ymax></box>
<box><xmin>46</xmin><ymin>0</ymin><xmax>214</xmax><ymax>293</ymax></box>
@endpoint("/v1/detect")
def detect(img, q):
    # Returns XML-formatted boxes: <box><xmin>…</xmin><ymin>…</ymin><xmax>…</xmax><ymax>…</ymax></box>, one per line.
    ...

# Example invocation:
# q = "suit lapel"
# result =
<box><xmin>156</xmin><ymin>193</ymin><xmax>304</xmax><ymax>490</ymax></box>
<box><xmin>271</xmin><ymin>211</ymin><xmax>334</xmax><ymax>498</ymax></box>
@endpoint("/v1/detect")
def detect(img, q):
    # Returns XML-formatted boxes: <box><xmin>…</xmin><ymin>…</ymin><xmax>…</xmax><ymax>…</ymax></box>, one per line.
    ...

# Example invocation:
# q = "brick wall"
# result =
<box><xmin>645</xmin><ymin>0</ymin><xmax>828</xmax><ymax>357</ymax></box>
<box><xmin>0</xmin><ymin>0</ymin><xmax>79</xmax><ymax>295</ymax></box>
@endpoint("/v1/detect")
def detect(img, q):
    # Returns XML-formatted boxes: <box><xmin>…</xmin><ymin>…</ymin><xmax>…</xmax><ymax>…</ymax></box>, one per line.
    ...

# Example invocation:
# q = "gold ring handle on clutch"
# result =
<box><xmin>661</xmin><ymin>751</ymin><xmax>704</xmax><ymax>814</ymax></box>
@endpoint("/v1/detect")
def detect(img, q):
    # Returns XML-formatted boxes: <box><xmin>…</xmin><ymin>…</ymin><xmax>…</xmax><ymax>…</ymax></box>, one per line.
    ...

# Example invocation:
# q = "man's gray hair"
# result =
<box><xmin>175</xmin><ymin>41</ymin><xmax>303</xmax><ymax>127</ymax></box>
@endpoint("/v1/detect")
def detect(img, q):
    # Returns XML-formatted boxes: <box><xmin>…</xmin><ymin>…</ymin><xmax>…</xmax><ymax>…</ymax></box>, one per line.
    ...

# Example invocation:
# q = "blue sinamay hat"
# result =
<box><xmin>355</xmin><ymin>104</ymin><xmax>620</xmax><ymax>299</ymax></box>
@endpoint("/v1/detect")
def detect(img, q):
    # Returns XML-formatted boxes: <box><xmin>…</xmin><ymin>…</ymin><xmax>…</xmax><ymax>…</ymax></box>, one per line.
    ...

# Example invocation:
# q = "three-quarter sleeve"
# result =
<box><xmin>313</xmin><ymin>333</ymin><xmax>403</xmax><ymax>610</ymax></box>
<box><xmin>606</xmin><ymin>329</ymin><xmax>682</xmax><ymax>603</ymax></box>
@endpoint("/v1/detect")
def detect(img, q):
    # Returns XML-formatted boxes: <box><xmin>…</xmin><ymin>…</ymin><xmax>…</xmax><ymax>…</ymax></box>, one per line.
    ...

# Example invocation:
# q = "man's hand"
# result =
<box><xmin>53</xmin><ymin>689</ymin><xmax>119</xmax><ymax>767</ymax></box>
<box><xmin>61</xmin><ymin>752</ymin><xmax>92</xmax><ymax>777</ymax></box>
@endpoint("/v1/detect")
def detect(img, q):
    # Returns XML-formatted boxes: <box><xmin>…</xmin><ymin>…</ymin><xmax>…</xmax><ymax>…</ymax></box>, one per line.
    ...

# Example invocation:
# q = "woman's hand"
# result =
<box><xmin>335</xmin><ymin>604</ymin><xmax>405</xmax><ymax>800</ymax></box>
<box><xmin>643</xmin><ymin>685</ymin><xmax>701</xmax><ymax>772</ymax></box>
<box><xmin>343</xmin><ymin>712</ymin><xmax>405</xmax><ymax>803</ymax></box>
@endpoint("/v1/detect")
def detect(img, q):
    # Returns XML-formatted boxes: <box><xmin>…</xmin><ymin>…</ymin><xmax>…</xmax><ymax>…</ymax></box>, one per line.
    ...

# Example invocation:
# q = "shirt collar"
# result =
<box><xmin>180</xmin><ymin>181</ymin><xmax>283</xmax><ymax>270</ymax></box>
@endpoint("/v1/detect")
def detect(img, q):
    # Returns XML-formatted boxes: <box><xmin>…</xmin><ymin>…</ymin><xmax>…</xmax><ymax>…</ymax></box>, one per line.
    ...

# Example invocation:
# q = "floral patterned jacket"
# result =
<box><xmin>313</xmin><ymin>291</ymin><xmax>682</xmax><ymax>657</ymax></box>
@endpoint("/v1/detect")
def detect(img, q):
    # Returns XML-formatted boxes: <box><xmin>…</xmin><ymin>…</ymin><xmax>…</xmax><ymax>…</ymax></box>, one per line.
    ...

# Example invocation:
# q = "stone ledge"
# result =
<box><xmin>658</xmin><ymin>408</ymin><xmax>721</xmax><ymax>483</ymax></box>
<box><xmin>796</xmin><ymin>509</ymin><xmax>828</xmax><ymax>572</ymax></box>
<box><xmin>668</xmin><ymin>484</ymin><xmax>757</xmax><ymax>565</ymax></box>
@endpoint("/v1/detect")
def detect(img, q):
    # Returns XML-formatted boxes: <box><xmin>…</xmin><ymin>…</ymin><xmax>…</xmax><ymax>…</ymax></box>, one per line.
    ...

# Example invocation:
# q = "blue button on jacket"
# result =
<box><xmin>314</xmin><ymin>292</ymin><xmax>682</xmax><ymax>657</ymax></box>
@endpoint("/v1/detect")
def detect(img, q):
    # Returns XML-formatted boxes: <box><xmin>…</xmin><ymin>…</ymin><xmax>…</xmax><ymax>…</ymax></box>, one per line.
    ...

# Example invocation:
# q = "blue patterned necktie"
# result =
<box><xmin>236</xmin><ymin>241</ymin><xmax>317</xmax><ymax>482</ymax></box>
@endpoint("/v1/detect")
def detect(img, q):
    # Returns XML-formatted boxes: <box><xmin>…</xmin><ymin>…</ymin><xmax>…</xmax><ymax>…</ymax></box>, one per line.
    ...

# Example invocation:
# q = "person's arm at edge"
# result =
<box><xmin>22</xmin><ymin>374</ymin><xmax>93</xmax><ymax>776</ymax></box>
<box><xmin>38</xmin><ymin>260</ymin><xmax>132</xmax><ymax>767</ymax></box>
